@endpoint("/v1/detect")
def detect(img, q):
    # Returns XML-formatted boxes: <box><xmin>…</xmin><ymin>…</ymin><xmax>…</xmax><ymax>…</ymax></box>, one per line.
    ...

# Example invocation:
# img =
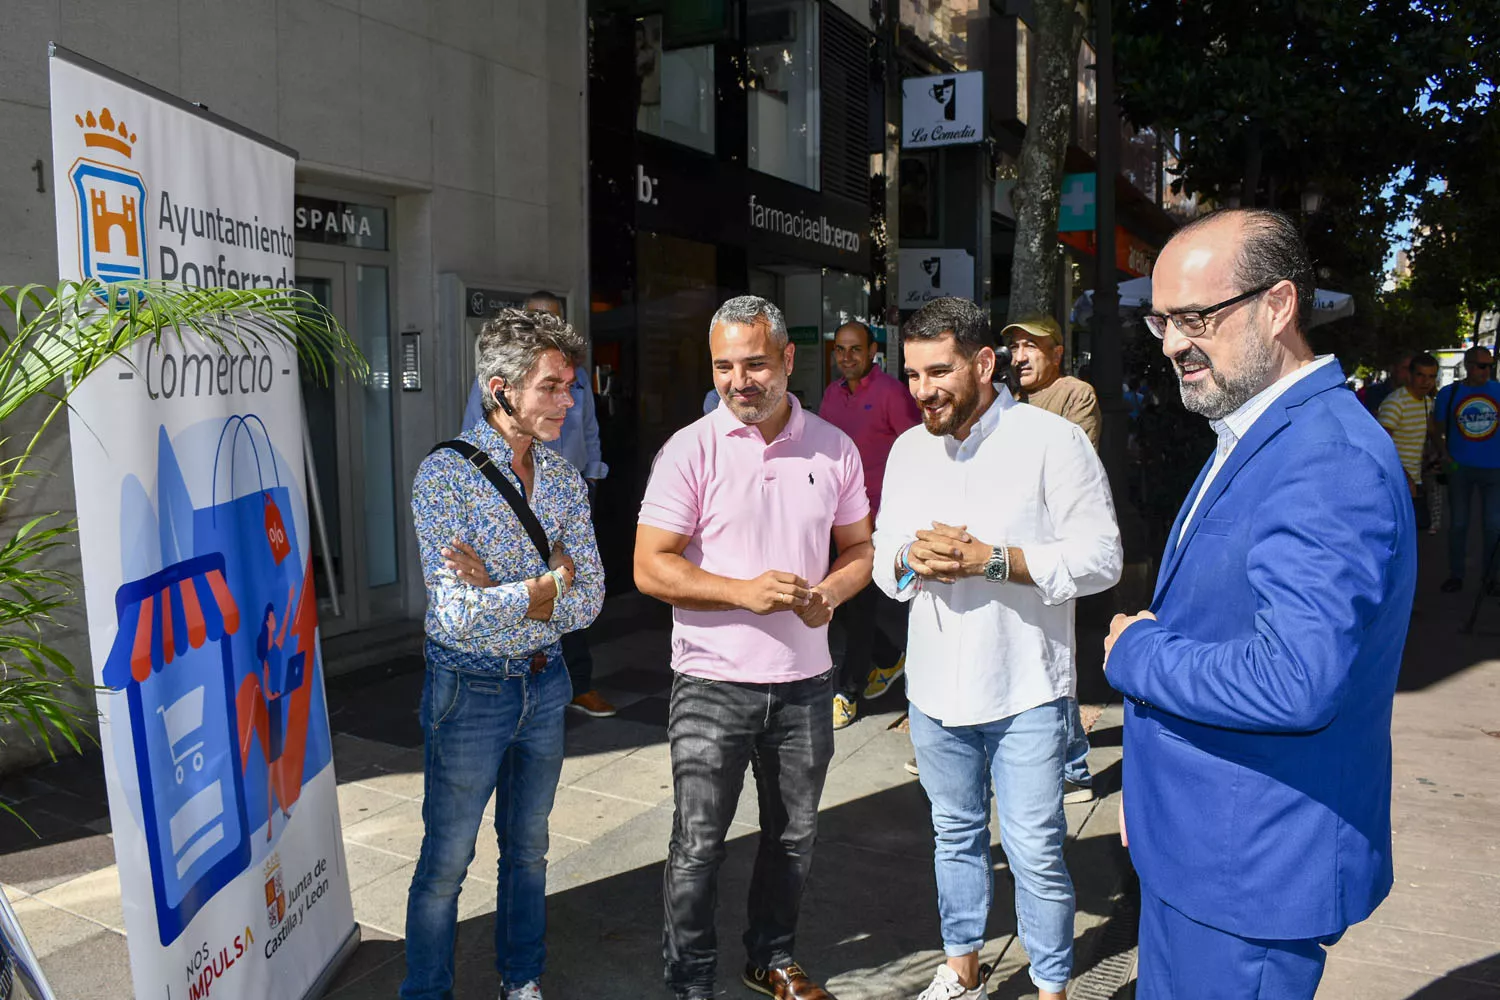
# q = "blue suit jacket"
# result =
<box><xmin>1106</xmin><ymin>361</ymin><xmax>1415</xmax><ymax>940</ymax></box>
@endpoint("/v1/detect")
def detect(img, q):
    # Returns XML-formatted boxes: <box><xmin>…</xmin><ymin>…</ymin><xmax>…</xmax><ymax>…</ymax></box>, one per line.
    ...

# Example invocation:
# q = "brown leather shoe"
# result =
<box><xmin>741</xmin><ymin>962</ymin><xmax>836</xmax><ymax>1000</ymax></box>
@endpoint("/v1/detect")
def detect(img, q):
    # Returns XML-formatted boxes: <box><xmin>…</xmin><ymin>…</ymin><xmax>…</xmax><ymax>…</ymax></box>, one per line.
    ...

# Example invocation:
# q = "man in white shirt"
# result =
<box><xmin>873</xmin><ymin>298</ymin><xmax>1122</xmax><ymax>1000</ymax></box>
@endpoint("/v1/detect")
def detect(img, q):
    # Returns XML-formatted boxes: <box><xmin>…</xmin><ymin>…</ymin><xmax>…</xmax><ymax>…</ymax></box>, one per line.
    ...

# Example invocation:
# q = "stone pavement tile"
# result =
<box><xmin>323</xmin><ymin>933</ymin><xmax>406</xmax><ymax>997</ymax></box>
<box><xmin>343</xmin><ymin>841</ymin><xmax>411</xmax><ymax>894</ymax></box>
<box><xmin>1317</xmin><ymin>954</ymin><xmax>1498</xmax><ymax>1000</ymax></box>
<box><xmin>557</xmin><ymin>746</ymin><xmax>625</xmax><ymax>787</ymax></box>
<box><xmin>547</xmin><ymin>785</ymin><xmax>655</xmax><ymax>844</ymax></box>
<box><xmin>34</xmin><ymin>865</ymin><xmax>125</xmax><ymax>933</ymax></box>
<box><xmin>563</xmin><ymin>717</ymin><xmax>670</xmax><ymax>757</ymax></box>
<box><xmin>0</xmin><ymin>827</ymin><xmax>118</xmax><ymax>895</ymax></box>
<box><xmin>1391</xmin><ymin>821</ymin><xmax>1500</xmax><ymax>874</ymax></box>
<box><xmin>567</xmin><ymin>752</ymin><xmax>674</xmax><ymax>807</ymax></box>
<box><xmin>8</xmin><ymin>893</ymin><xmax>113</xmax><ymax>956</ymax></box>
<box><xmin>546</xmin><ymin>801</ymin><xmax>675</xmax><ymax>894</ymax></box>
<box><xmin>344</xmin><ymin>799</ymin><xmax>426</xmax><ymax>859</ymax></box>
<box><xmin>351</xmin><ymin>765</ymin><xmax>427</xmax><ymax>802</ymax></box>
<box><xmin>350</xmin><ymin>863</ymin><xmax>419</xmax><ymax>938</ymax></box>
<box><xmin>1371</xmin><ymin>866</ymin><xmax>1500</xmax><ymax>934</ymax></box>
<box><xmin>337</xmin><ymin>781</ymin><xmax>410</xmax><ymax>830</ymax></box>
<box><xmin>1327</xmin><ymin>923</ymin><xmax>1500</xmax><ymax>987</ymax></box>
<box><xmin>30</xmin><ymin>925</ymin><xmax>130</xmax><ymax>1000</ymax></box>
<box><xmin>333</xmin><ymin>733</ymin><xmax>413</xmax><ymax>782</ymax></box>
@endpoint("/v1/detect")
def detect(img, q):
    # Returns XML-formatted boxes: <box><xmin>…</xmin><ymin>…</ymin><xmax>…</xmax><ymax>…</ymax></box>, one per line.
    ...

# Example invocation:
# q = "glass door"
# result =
<box><xmin>294</xmin><ymin>258</ymin><xmax>402</xmax><ymax>635</ymax></box>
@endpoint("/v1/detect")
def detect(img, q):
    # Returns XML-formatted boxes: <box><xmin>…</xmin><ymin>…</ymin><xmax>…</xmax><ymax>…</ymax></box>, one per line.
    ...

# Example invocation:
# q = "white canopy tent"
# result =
<box><xmin>1071</xmin><ymin>276</ymin><xmax>1355</xmax><ymax>329</ymax></box>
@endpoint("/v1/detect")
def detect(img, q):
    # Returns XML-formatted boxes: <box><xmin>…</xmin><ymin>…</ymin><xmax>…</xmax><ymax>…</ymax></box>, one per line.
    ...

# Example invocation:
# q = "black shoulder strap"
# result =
<box><xmin>429</xmin><ymin>440</ymin><xmax>550</xmax><ymax>565</ymax></box>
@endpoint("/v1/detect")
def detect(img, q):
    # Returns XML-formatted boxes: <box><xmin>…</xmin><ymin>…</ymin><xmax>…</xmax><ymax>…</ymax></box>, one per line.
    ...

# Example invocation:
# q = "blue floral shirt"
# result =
<box><xmin>412</xmin><ymin>420</ymin><xmax>605</xmax><ymax>661</ymax></box>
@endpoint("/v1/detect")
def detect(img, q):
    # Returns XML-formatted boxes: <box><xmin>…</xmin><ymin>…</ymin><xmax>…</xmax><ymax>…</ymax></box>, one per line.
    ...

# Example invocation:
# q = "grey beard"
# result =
<box><xmin>1177</xmin><ymin>339</ymin><xmax>1277</xmax><ymax>420</ymax></box>
<box><xmin>730</xmin><ymin>382</ymin><xmax>788</xmax><ymax>424</ymax></box>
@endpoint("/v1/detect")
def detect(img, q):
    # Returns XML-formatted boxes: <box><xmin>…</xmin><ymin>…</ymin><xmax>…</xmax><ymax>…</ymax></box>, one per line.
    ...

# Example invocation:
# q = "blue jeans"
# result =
<box><xmin>1447</xmin><ymin>464</ymin><xmax>1500</xmax><ymax>582</ymax></box>
<box><xmin>401</xmin><ymin>642</ymin><xmax>572</xmax><ymax>1000</ymax></box>
<box><xmin>908</xmin><ymin>699</ymin><xmax>1074</xmax><ymax>995</ymax></box>
<box><xmin>1064</xmin><ymin>697</ymin><xmax>1091</xmax><ymax>786</ymax></box>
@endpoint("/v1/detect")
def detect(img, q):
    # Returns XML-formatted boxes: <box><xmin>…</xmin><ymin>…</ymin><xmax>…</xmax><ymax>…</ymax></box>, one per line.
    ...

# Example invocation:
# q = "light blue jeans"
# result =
<box><xmin>909</xmin><ymin>699</ymin><xmax>1074</xmax><ymax>995</ymax></box>
<box><xmin>1064</xmin><ymin>697</ymin><xmax>1092</xmax><ymax>786</ymax></box>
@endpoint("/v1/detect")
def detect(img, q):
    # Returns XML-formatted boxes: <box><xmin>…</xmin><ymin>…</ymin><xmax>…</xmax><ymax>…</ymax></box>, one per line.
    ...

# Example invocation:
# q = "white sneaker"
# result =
<box><xmin>915</xmin><ymin>965</ymin><xmax>986</xmax><ymax>1000</ymax></box>
<box><xmin>1063</xmin><ymin>780</ymin><xmax>1095</xmax><ymax>804</ymax></box>
<box><xmin>503</xmin><ymin>982</ymin><xmax>543</xmax><ymax>1000</ymax></box>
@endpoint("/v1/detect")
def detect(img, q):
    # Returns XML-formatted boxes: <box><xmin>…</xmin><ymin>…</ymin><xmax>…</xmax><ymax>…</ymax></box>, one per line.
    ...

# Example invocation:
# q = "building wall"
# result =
<box><xmin>0</xmin><ymin>0</ymin><xmax>588</xmax><ymax>770</ymax></box>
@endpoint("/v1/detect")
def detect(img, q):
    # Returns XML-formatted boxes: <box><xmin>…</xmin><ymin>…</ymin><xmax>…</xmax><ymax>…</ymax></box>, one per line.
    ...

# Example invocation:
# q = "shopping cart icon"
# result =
<box><xmin>102</xmin><ymin>552</ymin><xmax>251</xmax><ymax>946</ymax></box>
<box><xmin>157</xmin><ymin>687</ymin><xmax>206</xmax><ymax>785</ymax></box>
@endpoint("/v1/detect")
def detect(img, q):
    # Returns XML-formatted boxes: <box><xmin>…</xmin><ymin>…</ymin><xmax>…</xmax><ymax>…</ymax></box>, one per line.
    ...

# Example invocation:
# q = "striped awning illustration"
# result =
<box><xmin>103</xmin><ymin>553</ymin><xmax>241</xmax><ymax>690</ymax></box>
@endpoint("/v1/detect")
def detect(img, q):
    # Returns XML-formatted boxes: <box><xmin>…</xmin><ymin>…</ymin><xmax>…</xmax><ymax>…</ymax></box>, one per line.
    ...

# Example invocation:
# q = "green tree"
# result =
<box><xmin>1116</xmin><ymin>0</ymin><xmax>1500</xmax><ymax>364</ymax></box>
<box><xmin>0</xmin><ymin>281</ymin><xmax>361</xmax><ymax>792</ymax></box>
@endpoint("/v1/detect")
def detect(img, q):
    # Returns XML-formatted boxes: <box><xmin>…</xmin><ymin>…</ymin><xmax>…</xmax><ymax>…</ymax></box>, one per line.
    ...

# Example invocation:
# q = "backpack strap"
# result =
<box><xmin>429</xmin><ymin>440</ymin><xmax>551</xmax><ymax>565</ymax></box>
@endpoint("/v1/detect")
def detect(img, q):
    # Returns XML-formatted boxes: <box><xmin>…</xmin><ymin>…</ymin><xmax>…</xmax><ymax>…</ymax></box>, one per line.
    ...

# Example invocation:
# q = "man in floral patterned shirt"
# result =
<box><xmin>404</xmin><ymin>308</ymin><xmax>604</xmax><ymax>1000</ymax></box>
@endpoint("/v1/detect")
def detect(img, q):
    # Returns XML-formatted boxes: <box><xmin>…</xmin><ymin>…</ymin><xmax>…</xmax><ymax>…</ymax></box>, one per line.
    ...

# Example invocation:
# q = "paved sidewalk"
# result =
<box><xmin>0</xmin><ymin>594</ymin><xmax>1130</xmax><ymax>1000</ymax></box>
<box><xmin>4</xmin><ymin>527</ymin><xmax>1496</xmax><ymax>999</ymax></box>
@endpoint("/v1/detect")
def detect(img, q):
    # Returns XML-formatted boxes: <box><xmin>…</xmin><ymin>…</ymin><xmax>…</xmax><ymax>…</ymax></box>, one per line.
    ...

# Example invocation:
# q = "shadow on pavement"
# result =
<box><xmin>1400</xmin><ymin>952</ymin><xmax>1500</xmax><ymax>999</ymax></box>
<box><xmin>326</xmin><ymin>778</ymin><xmax>1129</xmax><ymax>1000</ymax></box>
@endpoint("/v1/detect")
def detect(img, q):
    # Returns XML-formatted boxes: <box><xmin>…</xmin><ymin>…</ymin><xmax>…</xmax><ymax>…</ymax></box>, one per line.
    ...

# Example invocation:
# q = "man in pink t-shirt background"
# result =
<box><xmin>818</xmin><ymin>320</ymin><xmax>922</xmax><ymax>730</ymax></box>
<box><xmin>636</xmin><ymin>295</ymin><xmax>873</xmax><ymax>1000</ymax></box>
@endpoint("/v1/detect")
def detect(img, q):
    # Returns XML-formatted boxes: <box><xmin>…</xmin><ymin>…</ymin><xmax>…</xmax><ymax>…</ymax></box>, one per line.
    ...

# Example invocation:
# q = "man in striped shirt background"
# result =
<box><xmin>1378</xmin><ymin>351</ymin><xmax>1440</xmax><ymax>526</ymax></box>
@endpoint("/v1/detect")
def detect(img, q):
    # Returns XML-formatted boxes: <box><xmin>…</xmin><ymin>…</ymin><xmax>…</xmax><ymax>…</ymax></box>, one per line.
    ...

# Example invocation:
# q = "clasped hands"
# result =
<box><xmin>906</xmin><ymin>522</ymin><xmax>993</xmax><ymax>584</ymax></box>
<box><xmin>738</xmin><ymin>570</ymin><xmax>836</xmax><ymax>628</ymax></box>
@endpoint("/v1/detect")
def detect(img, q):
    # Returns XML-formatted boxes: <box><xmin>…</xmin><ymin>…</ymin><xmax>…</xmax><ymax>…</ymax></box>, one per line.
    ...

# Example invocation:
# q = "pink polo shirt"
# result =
<box><xmin>818</xmin><ymin>367</ymin><xmax>921</xmax><ymax>516</ymax></box>
<box><xmin>639</xmin><ymin>395</ymin><xmax>869</xmax><ymax>683</ymax></box>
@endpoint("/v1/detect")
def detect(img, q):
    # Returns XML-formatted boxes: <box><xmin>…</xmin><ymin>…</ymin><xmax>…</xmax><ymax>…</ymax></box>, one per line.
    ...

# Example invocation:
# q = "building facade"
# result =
<box><xmin>1</xmin><ymin>0</ymin><xmax>589</xmax><ymax>764</ymax></box>
<box><xmin>586</xmin><ymin>0</ymin><xmax>879</xmax><ymax>578</ymax></box>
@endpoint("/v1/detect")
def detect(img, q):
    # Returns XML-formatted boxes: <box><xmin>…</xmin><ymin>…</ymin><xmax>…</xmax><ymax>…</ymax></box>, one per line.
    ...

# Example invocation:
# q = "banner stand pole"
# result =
<box><xmin>302</xmin><ymin>401</ymin><xmax>342</xmax><ymax>618</ymax></box>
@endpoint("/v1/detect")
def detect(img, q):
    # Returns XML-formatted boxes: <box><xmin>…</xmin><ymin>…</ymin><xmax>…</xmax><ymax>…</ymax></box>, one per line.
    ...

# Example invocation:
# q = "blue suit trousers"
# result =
<box><xmin>1136</xmin><ymin>883</ymin><xmax>1341</xmax><ymax>1000</ymax></box>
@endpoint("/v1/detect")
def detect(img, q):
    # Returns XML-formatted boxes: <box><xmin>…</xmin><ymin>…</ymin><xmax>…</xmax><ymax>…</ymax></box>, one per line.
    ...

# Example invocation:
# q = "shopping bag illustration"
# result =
<box><xmin>194</xmin><ymin>416</ymin><xmax>331</xmax><ymax>842</ymax></box>
<box><xmin>101</xmin><ymin>415</ymin><xmax>331</xmax><ymax>946</ymax></box>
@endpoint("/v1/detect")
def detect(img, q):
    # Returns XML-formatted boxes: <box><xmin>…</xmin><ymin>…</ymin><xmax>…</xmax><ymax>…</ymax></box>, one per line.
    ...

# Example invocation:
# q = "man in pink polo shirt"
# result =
<box><xmin>636</xmin><ymin>295</ymin><xmax>874</xmax><ymax>1000</ymax></box>
<box><xmin>819</xmin><ymin>320</ymin><xmax>921</xmax><ymax>729</ymax></box>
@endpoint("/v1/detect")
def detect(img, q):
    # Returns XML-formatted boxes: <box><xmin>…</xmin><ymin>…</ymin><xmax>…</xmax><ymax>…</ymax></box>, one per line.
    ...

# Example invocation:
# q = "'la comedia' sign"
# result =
<box><xmin>902</xmin><ymin>71</ymin><xmax>984</xmax><ymax>148</ymax></box>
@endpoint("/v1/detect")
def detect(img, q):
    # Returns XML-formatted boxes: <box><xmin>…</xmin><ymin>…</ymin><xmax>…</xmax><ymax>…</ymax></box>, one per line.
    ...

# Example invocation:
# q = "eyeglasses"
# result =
<box><xmin>1143</xmin><ymin>283</ymin><xmax>1279</xmax><ymax>340</ymax></box>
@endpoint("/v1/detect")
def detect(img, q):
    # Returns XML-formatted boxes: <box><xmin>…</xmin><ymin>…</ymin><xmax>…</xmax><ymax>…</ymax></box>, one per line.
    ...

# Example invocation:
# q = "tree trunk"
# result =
<box><xmin>1007</xmin><ymin>0</ymin><xmax>1086</xmax><ymax>323</ymax></box>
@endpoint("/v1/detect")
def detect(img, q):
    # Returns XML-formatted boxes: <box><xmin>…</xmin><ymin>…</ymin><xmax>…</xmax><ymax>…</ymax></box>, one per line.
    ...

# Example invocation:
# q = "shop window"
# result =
<box><xmin>901</xmin><ymin>0</ymin><xmax>979</xmax><ymax>70</ymax></box>
<box><xmin>636</xmin><ymin>14</ymin><xmax>716</xmax><ymax>155</ymax></box>
<box><xmin>748</xmin><ymin>0</ymin><xmax>820</xmax><ymax>190</ymax></box>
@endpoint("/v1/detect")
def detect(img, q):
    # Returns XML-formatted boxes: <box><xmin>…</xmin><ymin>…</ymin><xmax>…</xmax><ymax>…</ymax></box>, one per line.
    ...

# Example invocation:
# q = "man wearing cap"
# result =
<box><xmin>1003</xmin><ymin>315</ymin><xmax>1103</xmax><ymax>806</ymax></box>
<box><xmin>1005</xmin><ymin>316</ymin><xmax>1101</xmax><ymax>449</ymax></box>
<box><xmin>819</xmin><ymin>320</ymin><xmax>922</xmax><ymax>730</ymax></box>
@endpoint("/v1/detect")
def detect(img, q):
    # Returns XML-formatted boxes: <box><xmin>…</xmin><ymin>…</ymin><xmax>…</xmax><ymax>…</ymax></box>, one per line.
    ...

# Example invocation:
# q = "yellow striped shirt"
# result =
<box><xmin>1377</xmin><ymin>387</ymin><xmax>1430</xmax><ymax>484</ymax></box>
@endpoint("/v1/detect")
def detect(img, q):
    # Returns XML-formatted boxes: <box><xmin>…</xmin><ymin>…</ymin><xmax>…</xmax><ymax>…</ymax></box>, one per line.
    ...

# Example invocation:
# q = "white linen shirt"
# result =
<box><xmin>1179</xmin><ymin>355</ymin><xmax>1340</xmax><ymax>543</ymax></box>
<box><xmin>873</xmin><ymin>386</ymin><xmax>1123</xmax><ymax>726</ymax></box>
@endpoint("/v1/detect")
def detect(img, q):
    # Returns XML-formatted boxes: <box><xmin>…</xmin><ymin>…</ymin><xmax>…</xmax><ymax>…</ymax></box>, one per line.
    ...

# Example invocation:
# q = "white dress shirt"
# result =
<box><xmin>1179</xmin><ymin>355</ymin><xmax>1339</xmax><ymax>542</ymax></box>
<box><xmin>873</xmin><ymin>386</ymin><xmax>1123</xmax><ymax>726</ymax></box>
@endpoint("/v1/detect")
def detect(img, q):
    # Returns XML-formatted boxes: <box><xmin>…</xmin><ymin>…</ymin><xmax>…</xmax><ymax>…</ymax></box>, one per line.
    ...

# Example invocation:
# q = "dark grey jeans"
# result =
<box><xmin>661</xmin><ymin>667</ymin><xmax>836</xmax><ymax>996</ymax></box>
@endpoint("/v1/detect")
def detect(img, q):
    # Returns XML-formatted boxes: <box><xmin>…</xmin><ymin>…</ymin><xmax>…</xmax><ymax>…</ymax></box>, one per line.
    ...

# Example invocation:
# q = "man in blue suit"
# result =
<box><xmin>1104</xmin><ymin>209</ymin><xmax>1416</xmax><ymax>999</ymax></box>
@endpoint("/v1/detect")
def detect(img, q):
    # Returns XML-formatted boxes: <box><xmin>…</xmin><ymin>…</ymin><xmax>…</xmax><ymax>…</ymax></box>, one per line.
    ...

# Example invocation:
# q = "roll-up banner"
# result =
<box><xmin>48</xmin><ymin>46</ymin><xmax>357</xmax><ymax>1000</ymax></box>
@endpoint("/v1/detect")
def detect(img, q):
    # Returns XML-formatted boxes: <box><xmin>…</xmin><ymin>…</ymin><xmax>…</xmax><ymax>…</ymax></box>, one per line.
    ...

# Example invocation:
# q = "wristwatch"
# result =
<box><xmin>983</xmin><ymin>545</ymin><xmax>1010</xmax><ymax>583</ymax></box>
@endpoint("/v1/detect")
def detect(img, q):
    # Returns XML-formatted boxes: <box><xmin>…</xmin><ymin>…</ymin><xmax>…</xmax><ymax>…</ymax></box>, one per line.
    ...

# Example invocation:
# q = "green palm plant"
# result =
<box><xmin>0</xmin><ymin>279</ymin><xmax>364</xmax><ymax>786</ymax></box>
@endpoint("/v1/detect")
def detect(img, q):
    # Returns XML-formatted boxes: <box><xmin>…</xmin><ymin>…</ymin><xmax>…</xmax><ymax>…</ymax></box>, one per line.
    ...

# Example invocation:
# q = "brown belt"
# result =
<box><xmin>529</xmin><ymin>652</ymin><xmax>548</xmax><ymax>675</ymax></box>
